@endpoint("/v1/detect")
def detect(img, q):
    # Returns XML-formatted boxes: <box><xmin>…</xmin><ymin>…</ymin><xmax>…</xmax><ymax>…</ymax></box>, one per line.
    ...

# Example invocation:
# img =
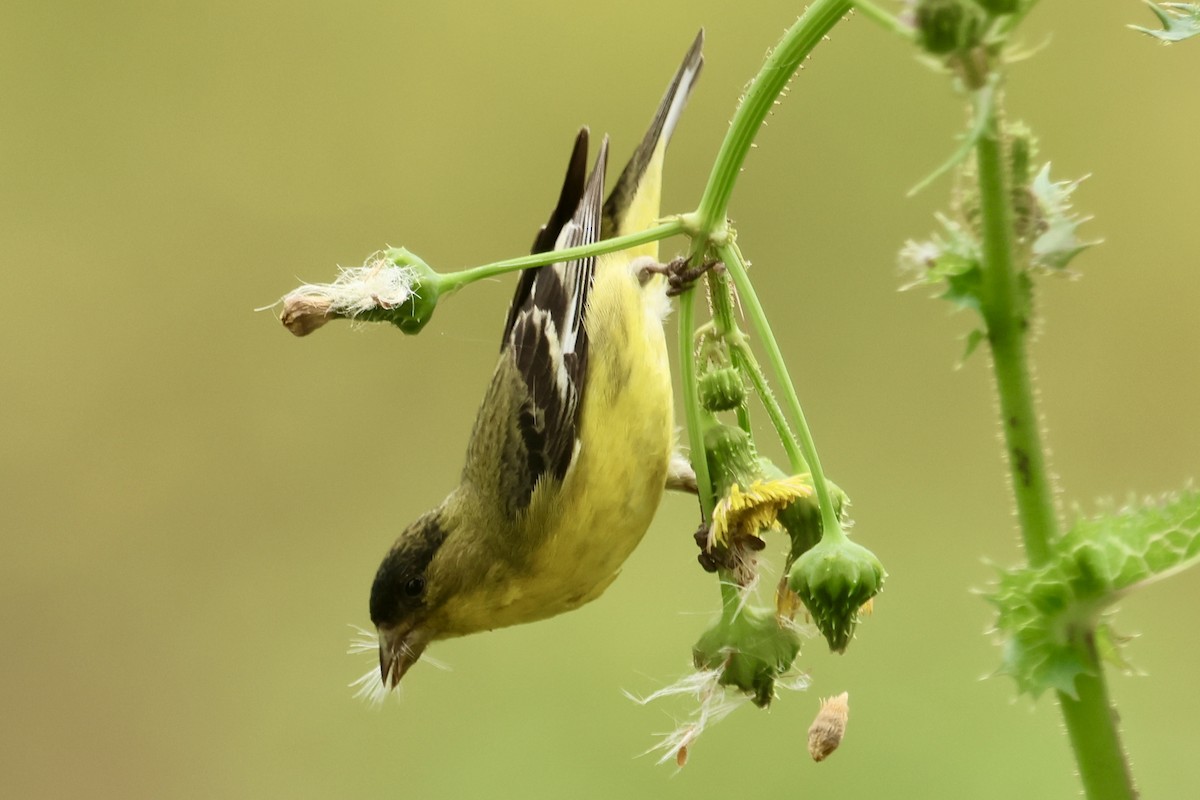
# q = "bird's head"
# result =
<box><xmin>368</xmin><ymin>510</ymin><xmax>450</xmax><ymax>688</ymax></box>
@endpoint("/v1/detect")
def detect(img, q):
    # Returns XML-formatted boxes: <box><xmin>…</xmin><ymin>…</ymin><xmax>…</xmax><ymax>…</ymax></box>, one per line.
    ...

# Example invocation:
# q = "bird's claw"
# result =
<box><xmin>640</xmin><ymin>257</ymin><xmax>724</xmax><ymax>297</ymax></box>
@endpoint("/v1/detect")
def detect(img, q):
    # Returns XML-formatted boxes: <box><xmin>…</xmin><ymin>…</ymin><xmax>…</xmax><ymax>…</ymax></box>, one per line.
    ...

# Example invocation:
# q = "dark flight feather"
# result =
<box><xmin>501</xmin><ymin>128</ymin><xmax>590</xmax><ymax>348</ymax></box>
<box><xmin>499</xmin><ymin>138</ymin><xmax>608</xmax><ymax>506</ymax></box>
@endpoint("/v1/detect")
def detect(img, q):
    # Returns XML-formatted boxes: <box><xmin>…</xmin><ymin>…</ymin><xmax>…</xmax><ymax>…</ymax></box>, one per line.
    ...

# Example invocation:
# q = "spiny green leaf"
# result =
<box><xmin>1061</xmin><ymin>489</ymin><xmax>1200</xmax><ymax>593</ymax></box>
<box><xmin>989</xmin><ymin>489</ymin><xmax>1200</xmax><ymax>698</ymax></box>
<box><xmin>1129</xmin><ymin>2</ymin><xmax>1200</xmax><ymax>43</ymax></box>
<box><xmin>1029</xmin><ymin>164</ymin><xmax>1097</xmax><ymax>271</ymax></box>
<box><xmin>899</xmin><ymin>213</ymin><xmax>984</xmax><ymax>311</ymax></box>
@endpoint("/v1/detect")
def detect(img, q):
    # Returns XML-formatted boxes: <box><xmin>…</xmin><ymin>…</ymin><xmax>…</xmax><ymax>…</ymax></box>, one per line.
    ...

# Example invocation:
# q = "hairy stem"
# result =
<box><xmin>719</xmin><ymin>240</ymin><xmax>842</xmax><ymax>536</ymax></box>
<box><xmin>689</xmin><ymin>0</ymin><xmax>852</xmax><ymax>241</ymax></box>
<box><xmin>673</xmin><ymin>0</ymin><xmax>850</xmax><ymax>537</ymax></box>
<box><xmin>1059</xmin><ymin>667</ymin><xmax>1138</xmax><ymax>800</ymax></box>
<box><xmin>706</xmin><ymin>264</ymin><xmax>806</xmax><ymax>474</ymax></box>
<box><xmin>974</xmin><ymin>99</ymin><xmax>1057</xmax><ymax>564</ymax></box>
<box><xmin>679</xmin><ymin>286</ymin><xmax>717</xmax><ymax>519</ymax></box>
<box><xmin>973</xmin><ymin>95</ymin><xmax>1136</xmax><ymax>800</ymax></box>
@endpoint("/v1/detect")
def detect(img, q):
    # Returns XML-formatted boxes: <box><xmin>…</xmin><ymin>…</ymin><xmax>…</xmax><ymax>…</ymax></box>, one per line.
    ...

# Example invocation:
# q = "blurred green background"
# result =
<box><xmin>3</xmin><ymin>2</ymin><xmax>1198</xmax><ymax>797</ymax></box>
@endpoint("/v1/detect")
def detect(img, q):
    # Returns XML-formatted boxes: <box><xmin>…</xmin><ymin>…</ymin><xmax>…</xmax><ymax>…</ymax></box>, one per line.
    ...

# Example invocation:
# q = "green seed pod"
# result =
<box><xmin>693</xmin><ymin>606</ymin><xmax>802</xmax><ymax>708</ymax></box>
<box><xmin>787</xmin><ymin>537</ymin><xmax>885</xmax><ymax>653</ymax></box>
<box><xmin>757</xmin><ymin>456</ymin><xmax>849</xmax><ymax>563</ymax></box>
<box><xmin>914</xmin><ymin>0</ymin><xmax>979</xmax><ymax>55</ymax></box>
<box><xmin>699</xmin><ymin>366</ymin><xmax>747</xmax><ymax>412</ymax></box>
<box><xmin>704</xmin><ymin>423</ymin><xmax>763</xmax><ymax>495</ymax></box>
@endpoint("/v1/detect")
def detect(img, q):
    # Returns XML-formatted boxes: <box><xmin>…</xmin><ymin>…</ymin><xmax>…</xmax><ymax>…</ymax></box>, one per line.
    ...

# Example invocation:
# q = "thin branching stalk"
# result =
<box><xmin>441</xmin><ymin>219</ymin><xmax>686</xmax><ymax>292</ymax></box>
<box><xmin>679</xmin><ymin>285</ymin><xmax>717</xmax><ymax>520</ymax></box>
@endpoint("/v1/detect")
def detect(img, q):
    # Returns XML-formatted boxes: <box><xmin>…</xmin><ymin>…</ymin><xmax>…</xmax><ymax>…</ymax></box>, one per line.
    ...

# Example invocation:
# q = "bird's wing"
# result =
<box><xmin>473</xmin><ymin>137</ymin><xmax>608</xmax><ymax>513</ymax></box>
<box><xmin>501</xmin><ymin>128</ymin><xmax>590</xmax><ymax>348</ymax></box>
<box><xmin>600</xmin><ymin>29</ymin><xmax>703</xmax><ymax>257</ymax></box>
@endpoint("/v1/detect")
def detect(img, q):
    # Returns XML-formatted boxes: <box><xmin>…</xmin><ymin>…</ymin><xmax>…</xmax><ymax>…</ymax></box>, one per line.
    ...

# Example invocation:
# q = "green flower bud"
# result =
<box><xmin>699</xmin><ymin>366</ymin><xmax>747</xmax><ymax>412</ymax></box>
<box><xmin>788</xmin><ymin>536</ymin><xmax>885</xmax><ymax>653</ymax></box>
<box><xmin>693</xmin><ymin>606</ymin><xmax>802</xmax><ymax>708</ymax></box>
<box><xmin>759</xmin><ymin>455</ymin><xmax>849</xmax><ymax>562</ymax></box>
<box><xmin>913</xmin><ymin>0</ymin><xmax>980</xmax><ymax>55</ymax></box>
<box><xmin>704</xmin><ymin>423</ymin><xmax>761</xmax><ymax>493</ymax></box>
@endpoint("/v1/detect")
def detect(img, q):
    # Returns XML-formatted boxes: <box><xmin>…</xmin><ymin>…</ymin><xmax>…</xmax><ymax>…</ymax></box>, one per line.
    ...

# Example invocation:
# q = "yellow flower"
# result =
<box><xmin>709</xmin><ymin>475</ymin><xmax>813</xmax><ymax>548</ymax></box>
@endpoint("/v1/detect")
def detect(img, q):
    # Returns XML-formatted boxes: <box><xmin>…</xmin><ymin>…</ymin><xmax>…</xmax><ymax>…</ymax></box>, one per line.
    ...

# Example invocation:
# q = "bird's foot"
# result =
<box><xmin>639</xmin><ymin>256</ymin><xmax>724</xmax><ymax>297</ymax></box>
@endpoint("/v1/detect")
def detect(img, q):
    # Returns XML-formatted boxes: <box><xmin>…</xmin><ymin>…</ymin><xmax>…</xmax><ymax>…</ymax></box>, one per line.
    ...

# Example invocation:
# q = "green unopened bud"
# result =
<box><xmin>693</xmin><ymin>606</ymin><xmax>802</xmax><ymax>708</ymax></box>
<box><xmin>788</xmin><ymin>536</ymin><xmax>885</xmax><ymax>653</ymax></box>
<box><xmin>759</xmin><ymin>455</ymin><xmax>849</xmax><ymax>562</ymax></box>
<box><xmin>914</xmin><ymin>0</ymin><xmax>980</xmax><ymax>55</ymax></box>
<box><xmin>704</xmin><ymin>423</ymin><xmax>762</xmax><ymax>494</ymax></box>
<box><xmin>699</xmin><ymin>366</ymin><xmax>747</xmax><ymax>412</ymax></box>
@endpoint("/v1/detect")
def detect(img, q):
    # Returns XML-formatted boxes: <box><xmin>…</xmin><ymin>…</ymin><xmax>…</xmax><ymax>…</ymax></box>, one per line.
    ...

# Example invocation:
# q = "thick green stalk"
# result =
<box><xmin>974</xmin><ymin>98</ymin><xmax>1135</xmax><ymax>800</ymax></box>
<box><xmin>974</xmin><ymin>104</ymin><xmax>1056</xmax><ymax>565</ymax></box>
<box><xmin>1060</xmin><ymin>662</ymin><xmax>1138</xmax><ymax>800</ymax></box>
<box><xmin>689</xmin><ymin>0</ymin><xmax>852</xmax><ymax>240</ymax></box>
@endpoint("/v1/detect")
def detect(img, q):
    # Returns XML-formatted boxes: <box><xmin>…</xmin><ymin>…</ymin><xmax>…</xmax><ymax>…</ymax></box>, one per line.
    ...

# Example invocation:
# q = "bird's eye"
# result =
<box><xmin>403</xmin><ymin>576</ymin><xmax>426</xmax><ymax>598</ymax></box>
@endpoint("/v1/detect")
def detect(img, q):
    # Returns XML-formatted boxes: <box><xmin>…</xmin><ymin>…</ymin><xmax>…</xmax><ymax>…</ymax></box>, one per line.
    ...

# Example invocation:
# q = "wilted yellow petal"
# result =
<box><xmin>710</xmin><ymin>475</ymin><xmax>813</xmax><ymax>547</ymax></box>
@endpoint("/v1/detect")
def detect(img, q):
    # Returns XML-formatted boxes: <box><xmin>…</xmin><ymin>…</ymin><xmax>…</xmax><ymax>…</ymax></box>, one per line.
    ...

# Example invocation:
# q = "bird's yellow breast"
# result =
<box><xmin>500</xmin><ymin>259</ymin><xmax>673</xmax><ymax>625</ymax></box>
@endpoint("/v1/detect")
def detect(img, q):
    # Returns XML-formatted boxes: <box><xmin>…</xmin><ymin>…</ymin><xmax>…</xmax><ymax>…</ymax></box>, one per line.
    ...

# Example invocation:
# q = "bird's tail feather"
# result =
<box><xmin>601</xmin><ymin>29</ymin><xmax>704</xmax><ymax>260</ymax></box>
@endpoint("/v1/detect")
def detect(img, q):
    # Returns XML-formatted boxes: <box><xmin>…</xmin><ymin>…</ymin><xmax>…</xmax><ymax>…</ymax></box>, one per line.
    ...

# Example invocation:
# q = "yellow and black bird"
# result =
<box><xmin>369</xmin><ymin>32</ymin><xmax>704</xmax><ymax>689</ymax></box>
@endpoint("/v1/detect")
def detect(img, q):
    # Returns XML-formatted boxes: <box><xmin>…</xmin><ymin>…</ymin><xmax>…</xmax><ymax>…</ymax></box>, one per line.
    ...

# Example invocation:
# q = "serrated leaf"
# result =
<box><xmin>898</xmin><ymin>213</ymin><xmax>985</xmax><ymax>311</ymax></box>
<box><xmin>1030</xmin><ymin>163</ymin><xmax>1097</xmax><ymax>271</ymax></box>
<box><xmin>1129</xmin><ymin>2</ymin><xmax>1200</xmax><ymax>43</ymax></box>
<box><xmin>989</xmin><ymin>489</ymin><xmax>1200</xmax><ymax>698</ymax></box>
<box><xmin>1062</xmin><ymin>489</ymin><xmax>1200</xmax><ymax>594</ymax></box>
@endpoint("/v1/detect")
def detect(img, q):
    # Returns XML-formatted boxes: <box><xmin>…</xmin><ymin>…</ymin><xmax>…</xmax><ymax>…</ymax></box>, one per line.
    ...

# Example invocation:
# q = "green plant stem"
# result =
<box><xmin>973</xmin><ymin>96</ymin><xmax>1135</xmax><ymax>800</ymax></box>
<box><xmin>1059</xmin><ymin>656</ymin><xmax>1138</xmax><ymax>800</ymax></box>
<box><xmin>851</xmin><ymin>0</ymin><xmax>916</xmax><ymax>39</ymax></box>
<box><xmin>689</xmin><ymin>0</ymin><xmax>851</xmax><ymax>241</ymax></box>
<box><xmin>679</xmin><ymin>286</ymin><xmax>717</xmax><ymax>520</ymax></box>
<box><xmin>674</xmin><ymin>0</ymin><xmax>850</xmax><ymax>537</ymax></box>
<box><xmin>718</xmin><ymin>240</ymin><xmax>842</xmax><ymax>536</ymax></box>
<box><xmin>706</xmin><ymin>264</ymin><xmax>806</xmax><ymax>474</ymax></box>
<box><xmin>973</xmin><ymin>101</ymin><xmax>1057</xmax><ymax>566</ymax></box>
<box><xmin>438</xmin><ymin>218</ymin><xmax>686</xmax><ymax>293</ymax></box>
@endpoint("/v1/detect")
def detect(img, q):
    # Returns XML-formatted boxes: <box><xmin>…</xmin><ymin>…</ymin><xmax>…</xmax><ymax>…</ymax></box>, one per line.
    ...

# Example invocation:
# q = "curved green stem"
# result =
<box><xmin>705</xmin><ymin>263</ymin><xmax>806</xmax><ymax>473</ymax></box>
<box><xmin>679</xmin><ymin>286</ymin><xmax>716</xmax><ymax>520</ymax></box>
<box><xmin>718</xmin><ymin>240</ymin><xmax>842</xmax><ymax>537</ymax></box>
<box><xmin>690</xmin><ymin>0</ymin><xmax>852</xmax><ymax>240</ymax></box>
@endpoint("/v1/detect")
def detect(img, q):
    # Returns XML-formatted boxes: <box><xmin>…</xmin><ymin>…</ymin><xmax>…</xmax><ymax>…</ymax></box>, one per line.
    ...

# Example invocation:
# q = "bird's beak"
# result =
<box><xmin>378</xmin><ymin>624</ymin><xmax>429</xmax><ymax>688</ymax></box>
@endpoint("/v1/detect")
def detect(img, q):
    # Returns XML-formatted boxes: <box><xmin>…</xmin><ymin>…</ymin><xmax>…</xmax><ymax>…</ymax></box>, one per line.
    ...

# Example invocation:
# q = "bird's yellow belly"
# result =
<box><xmin>514</xmin><ymin>266</ymin><xmax>673</xmax><ymax>622</ymax></box>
